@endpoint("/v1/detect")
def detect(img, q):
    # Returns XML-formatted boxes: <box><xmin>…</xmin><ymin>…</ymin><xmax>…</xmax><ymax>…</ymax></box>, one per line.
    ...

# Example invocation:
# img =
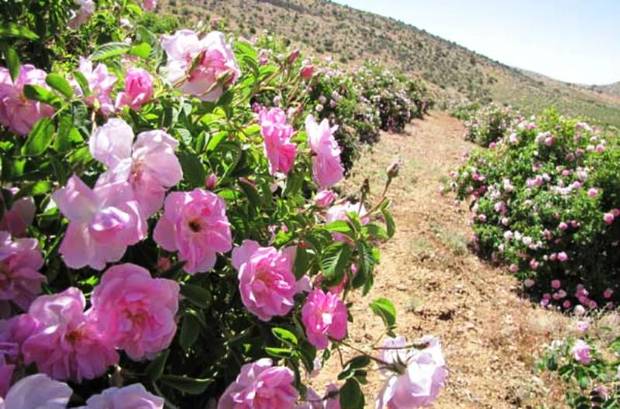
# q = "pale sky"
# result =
<box><xmin>333</xmin><ymin>0</ymin><xmax>620</xmax><ymax>85</ymax></box>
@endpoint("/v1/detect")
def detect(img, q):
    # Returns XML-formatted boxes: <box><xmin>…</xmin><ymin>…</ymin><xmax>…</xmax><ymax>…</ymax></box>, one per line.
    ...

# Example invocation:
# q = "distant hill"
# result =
<box><xmin>591</xmin><ymin>82</ymin><xmax>620</xmax><ymax>99</ymax></box>
<box><xmin>161</xmin><ymin>0</ymin><xmax>620</xmax><ymax>126</ymax></box>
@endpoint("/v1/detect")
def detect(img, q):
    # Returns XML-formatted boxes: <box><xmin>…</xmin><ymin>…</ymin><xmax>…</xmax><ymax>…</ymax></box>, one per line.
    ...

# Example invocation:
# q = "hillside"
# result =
<box><xmin>591</xmin><ymin>82</ymin><xmax>620</xmax><ymax>98</ymax></box>
<box><xmin>161</xmin><ymin>0</ymin><xmax>620</xmax><ymax>126</ymax></box>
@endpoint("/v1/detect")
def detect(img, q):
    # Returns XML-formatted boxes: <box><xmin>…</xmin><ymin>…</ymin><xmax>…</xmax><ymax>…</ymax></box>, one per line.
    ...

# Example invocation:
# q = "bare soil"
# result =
<box><xmin>318</xmin><ymin>112</ymin><xmax>572</xmax><ymax>408</ymax></box>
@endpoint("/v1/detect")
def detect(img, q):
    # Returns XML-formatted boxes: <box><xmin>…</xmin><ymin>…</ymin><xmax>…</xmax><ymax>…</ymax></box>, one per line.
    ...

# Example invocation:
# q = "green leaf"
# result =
<box><xmin>23</xmin><ymin>85</ymin><xmax>59</xmax><ymax>106</ymax></box>
<box><xmin>365</xmin><ymin>223</ymin><xmax>388</xmax><ymax>240</ymax></box>
<box><xmin>0</xmin><ymin>24</ymin><xmax>39</xmax><ymax>40</ymax></box>
<box><xmin>293</xmin><ymin>246</ymin><xmax>313</xmax><ymax>279</ymax></box>
<box><xmin>283</xmin><ymin>171</ymin><xmax>303</xmax><ymax>197</ymax></box>
<box><xmin>90</xmin><ymin>42</ymin><xmax>131</xmax><ymax>61</ymax></box>
<box><xmin>4</xmin><ymin>46</ymin><xmax>20</xmax><ymax>82</ymax></box>
<box><xmin>129</xmin><ymin>42</ymin><xmax>152</xmax><ymax>58</ymax></box>
<box><xmin>54</xmin><ymin>116</ymin><xmax>82</xmax><ymax>153</ymax></box>
<box><xmin>370</xmin><ymin>298</ymin><xmax>397</xmax><ymax>330</ymax></box>
<box><xmin>264</xmin><ymin>347</ymin><xmax>293</xmax><ymax>358</ymax></box>
<box><xmin>178</xmin><ymin>151</ymin><xmax>206</xmax><ymax>188</ymax></box>
<box><xmin>73</xmin><ymin>71</ymin><xmax>91</xmax><ymax>96</ymax></box>
<box><xmin>324</xmin><ymin>220</ymin><xmax>352</xmax><ymax>234</ymax></box>
<box><xmin>159</xmin><ymin>375</ymin><xmax>213</xmax><ymax>395</ymax></box>
<box><xmin>339</xmin><ymin>379</ymin><xmax>364</xmax><ymax>409</ymax></box>
<box><xmin>181</xmin><ymin>284</ymin><xmax>212</xmax><ymax>308</ymax></box>
<box><xmin>179</xmin><ymin>313</ymin><xmax>201</xmax><ymax>352</ymax></box>
<box><xmin>206</xmin><ymin>131</ymin><xmax>227</xmax><ymax>152</ymax></box>
<box><xmin>352</xmin><ymin>242</ymin><xmax>374</xmax><ymax>290</ymax></box>
<box><xmin>320</xmin><ymin>243</ymin><xmax>352</xmax><ymax>286</ymax></box>
<box><xmin>22</xmin><ymin>118</ymin><xmax>54</xmax><ymax>156</ymax></box>
<box><xmin>272</xmin><ymin>327</ymin><xmax>298</xmax><ymax>346</ymax></box>
<box><xmin>381</xmin><ymin>205</ymin><xmax>396</xmax><ymax>238</ymax></box>
<box><xmin>46</xmin><ymin>73</ymin><xmax>74</xmax><ymax>99</ymax></box>
<box><xmin>338</xmin><ymin>355</ymin><xmax>370</xmax><ymax>381</ymax></box>
<box><xmin>145</xmin><ymin>350</ymin><xmax>170</xmax><ymax>380</ymax></box>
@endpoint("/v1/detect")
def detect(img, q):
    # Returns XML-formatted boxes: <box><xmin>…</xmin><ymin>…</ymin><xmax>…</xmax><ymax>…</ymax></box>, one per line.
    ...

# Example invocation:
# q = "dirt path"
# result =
<box><xmin>320</xmin><ymin>112</ymin><xmax>571</xmax><ymax>408</ymax></box>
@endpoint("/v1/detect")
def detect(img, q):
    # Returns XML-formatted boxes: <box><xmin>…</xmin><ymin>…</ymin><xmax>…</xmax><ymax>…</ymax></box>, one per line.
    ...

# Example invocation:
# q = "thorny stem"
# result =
<box><xmin>338</xmin><ymin>340</ymin><xmax>391</xmax><ymax>367</ymax></box>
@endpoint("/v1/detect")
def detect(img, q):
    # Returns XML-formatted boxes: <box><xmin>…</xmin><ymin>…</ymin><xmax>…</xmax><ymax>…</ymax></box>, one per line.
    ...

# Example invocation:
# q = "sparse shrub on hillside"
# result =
<box><xmin>450</xmin><ymin>101</ymin><xmax>481</xmax><ymax>120</ymax></box>
<box><xmin>452</xmin><ymin>109</ymin><xmax>620</xmax><ymax>311</ymax></box>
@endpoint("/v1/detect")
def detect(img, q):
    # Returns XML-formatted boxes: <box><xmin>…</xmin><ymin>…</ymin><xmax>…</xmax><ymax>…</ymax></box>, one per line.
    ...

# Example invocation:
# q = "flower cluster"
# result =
<box><xmin>0</xmin><ymin>2</ymin><xmax>443</xmax><ymax>408</ymax></box>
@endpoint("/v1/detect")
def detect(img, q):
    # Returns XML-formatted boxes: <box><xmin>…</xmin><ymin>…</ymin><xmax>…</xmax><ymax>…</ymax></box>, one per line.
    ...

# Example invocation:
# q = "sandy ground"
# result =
<box><xmin>317</xmin><ymin>112</ymin><xmax>572</xmax><ymax>408</ymax></box>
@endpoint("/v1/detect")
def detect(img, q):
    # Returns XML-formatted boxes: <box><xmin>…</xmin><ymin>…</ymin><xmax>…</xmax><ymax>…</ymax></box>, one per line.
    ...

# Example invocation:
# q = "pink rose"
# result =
<box><xmin>259</xmin><ymin>108</ymin><xmax>297</xmax><ymax>175</ymax></box>
<box><xmin>217</xmin><ymin>358</ymin><xmax>298</xmax><ymax>409</ymax></box>
<box><xmin>603</xmin><ymin>212</ymin><xmax>615</xmax><ymax>225</ymax></box>
<box><xmin>91</xmin><ymin>263</ymin><xmax>179</xmax><ymax>360</ymax></box>
<box><xmin>0</xmin><ymin>232</ymin><xmax>45</xmax><ymax>310</ymax></box>
<box><xmin>576</xmin><ymin>320</ymin><xmax>589</xmax><ymax>333</ymax></box>
<box><xmin>305</xmin><ymin>115</ymin><xmax>344</xmax><ymax>189</ymax></box>
<box><xmin>232</xmin><ymin>240</ymin><xmax>296</xmax><ymax>321</ymax></box>
<box><xmin>89</xmin><ymin>118</ymin><xmax>183</xmax><ymax>217</ymax></box>
<box><xmin>587</xmin><ymin>188</ymin><xmax>598</xmax><ymax>198</ymax></box>
<box><xmin>258</xmin><ymin>50</ymin><xmax>269</xmax><ymax>66</ymax></box>
<box><xmin>115</xmin><ymin>68</ymin><xmax>154</xmax><ymax>111</ymax></box>
<box><xmin>300</xmin><ymin>65</ymin><xmax>314</xmax><ymax>80</ymax></box>
<box><xmin>205</xmin><ymin>173</ymin><xmax>218</xmax><ymax>190</ymax></box>
<box><xmin>76</xmin><ymin>58</ymin><xmax>117</xmax><ymax>116</ymax></box>
<box><xmin>53</xmin><ymin>175</ymin><xmax>146</xmax><ymax>270</ymax></box>
<box><xmin>551</xmin><ymin>280</ymin><xmax>561</xmax><ymax>289</ymax></box>
<box><xmin>571</xmin><ymin>339</ymin><xmax>591</xmax><ymax>365</ymax></box>
<box><xmin>22</xmin><ymin>288</ymin><xmax>118</xmax><ymax>382</ymax></box>
<box><xmin>301</xmin><ymin>289</ymin><xmax>347</xmax><ymax>349</ymax></box>
<box><xmin>69</xmin><ymin>0</ymin><xmax>95</xmax><ymax>29</ymax></box>
<box><xmin>0</xmin><ymin>65</ymin><xmax>55</xmax><ymax>136</ymax></box>
<box><xmin>79</xmin><ymin>383</ymin><xmax>164</xmax><ymax>409</ymax></box>
<box><xmin>161</xmin><ymin>30</ymin><xmax>240</xmax><ymax>102</ymax></box>
<box><xmin>142</xmin><ymin>0</ymin><xmax>157</xmax><ymax>11</ymax></box>
<box><xmin>154</xmin><ymin>189</ymin><xmax>232</xmax><ymax>274</ymax></box>
<box><xmin>0</xmin><ymin>195</ymin><xmax>36</xmax><ymax>237</ymax></box>
<box><xmin>0</xmin><ymin>374</ymin><xmax>72</xmax><ymax>408</ymax></box>
<box><xmin>314</xmin><ymin>190</ymin><xmax>336</xmax><ymax>208</ymax></box>
<box><xmin>557</xmin><ymin>252</ymin><xmax>568</xmax><ymax>262</ymax></box>
<box><xmin>376</xmin><ymin>335</ymin><xmax>447</xmax><ymax>409</ymax></box>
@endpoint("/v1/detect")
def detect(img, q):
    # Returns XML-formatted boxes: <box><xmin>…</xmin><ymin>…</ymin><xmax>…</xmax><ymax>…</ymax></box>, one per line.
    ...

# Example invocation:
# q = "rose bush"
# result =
<box><xmin>462</xmin><ymin>103</ymin><xmax>518</xmax><ymax>147</ymax></box>
<box><xmin>451</xmin><ymin>108</ymin><xmax>620</xmax><ymax>310</ymax></box>
<box><xmin>0</xmin><ymin>1</ymin><xmax>445</xmax><ymax>408</ymax></box>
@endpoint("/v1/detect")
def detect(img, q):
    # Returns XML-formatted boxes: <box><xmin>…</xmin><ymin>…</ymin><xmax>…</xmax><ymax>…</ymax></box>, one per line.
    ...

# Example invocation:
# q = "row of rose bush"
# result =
<box><xmin>461</xmin><ymin>103</ymin><xmax>519</xmax><ymax>147</ymax></box>
<box><xmin>538</xmin><ymin>311</ymin><xmax>619</xmax><ymax>408</ymax></box>
<box><xmin>252</xmin><ymin>36</ymin><xmax>433</xmax><ymax>172</ymax></box>
<box><xmin>0</xmin><ymin>1</ymin><xmax>445</xmax><ymax>408</ymax></box>
<box><xmin>450</xmin><ymin>108</ymin><xmax>619</xmax><ymax>311</ymax></box>
<box><xmin>450</xmin><ymin>101</ymin><xmax>519</xmax><ymax>147</ymax></box>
